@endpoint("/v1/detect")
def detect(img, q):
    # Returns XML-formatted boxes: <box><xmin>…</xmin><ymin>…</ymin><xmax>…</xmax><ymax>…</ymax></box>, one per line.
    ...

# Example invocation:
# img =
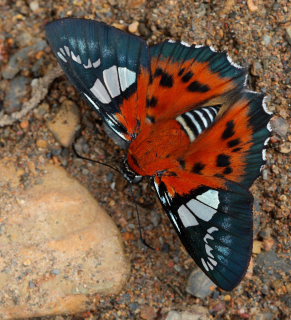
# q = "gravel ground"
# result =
<box><xmin>0</xmin><ymin>0</ymin><xmax>290</xmax><ymax>319</ymax></box>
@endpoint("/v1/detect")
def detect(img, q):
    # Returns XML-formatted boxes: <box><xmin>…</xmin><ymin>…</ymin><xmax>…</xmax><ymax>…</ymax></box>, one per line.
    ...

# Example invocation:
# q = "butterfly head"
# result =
<box><xmin>121</xmin><ymin>159</ymin><xmax>143</xmax><ymax>184</ymax></box>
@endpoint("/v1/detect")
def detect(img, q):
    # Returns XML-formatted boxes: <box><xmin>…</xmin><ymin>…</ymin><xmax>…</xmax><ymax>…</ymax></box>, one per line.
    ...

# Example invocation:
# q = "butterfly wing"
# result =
<box><xmin>155</xmin><ymin>179</ymin><xmax>253</xmax><ymax>291</ymax></box>
<box><xmin>153</xmin><ymin>92</ymin><xmax>272</xmax><ymax>291</ymax></box>
<box><xmin>45</xmin><ymin>18</ymin><xmax>150</xmax><ymax>145</ymax></box>
<box><xmin>146</xmin><ymin>41</ymin><xmax>247</xmax><ymax>122</ymax></box>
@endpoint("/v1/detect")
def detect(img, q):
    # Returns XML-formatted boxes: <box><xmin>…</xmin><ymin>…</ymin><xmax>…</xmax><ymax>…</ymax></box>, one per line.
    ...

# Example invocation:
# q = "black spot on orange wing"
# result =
<box><xmin>222</xmin><ymin>120</ymin><xmax>235</xmax><ymax>140</ymax></box>
<box><xmin>179</xmin><ymin>159</ymin><xmax>186</xmax><ymax>169</ymax></box>
<box><xmin>147</xmin><ymin>115</ymin><xmax>156</xmax><ymax>123</ymax></box>
<box><xmin>228</xmin><ymin>138</ymin><xmax>241</xmax><ymax>147</ymax></box>
<box><xmin>188</xmin><ymin>81</ymin><xmax>210</xmax><ymax>92</ymax></box>
<box><xmin>154</xmin><ymin>68</ymin><xmax>174</xmax><ymax>87</ymax></box>
<box><xmin>232</xmin><ymin>147</ymin><xmax>242</xmax><ymax>152</ymax></box>
<box><xmin>223</xmin><ymin>167</ymin><xmax>233</xmax><ymax>174</ymax></box>
<box><xmin>154</xmin><ymin>68</ymin><xmax>163</xmax><ymax>77</ymax></box>
<box><xmin>182</xmin><ymin>71</ymin><xmax>194</xmax><ymax>83</ymax></box>
<box><xmin>217</xmin><ymin>154</ymin><xmax>231</xmax><ymax>167</ymax></box>
<box><xmin>178</xmin><ymin>68</ymin><xmax>185</xmax><ymax>76</ymax></box>
<box><xmin>160</xmin><ymin>72</ymin><xmax>174</xmax><ymax>87</ymax></box>
<box><xmin>192</xmin><ymin>162</ymin><xmax>205</xmax><ymax>174</ymax></box>
<box><xmin>147</xmin><ymin>96</ymin><xmax>158</xmax><ymax>107</ymax></box>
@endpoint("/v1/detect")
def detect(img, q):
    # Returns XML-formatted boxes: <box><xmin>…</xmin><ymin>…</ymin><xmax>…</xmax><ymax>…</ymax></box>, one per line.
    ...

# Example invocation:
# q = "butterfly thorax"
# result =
<box><xmin>127</xmin><ymin>120</ymin><xmax>190</xmax><ymax>177</ymax></box>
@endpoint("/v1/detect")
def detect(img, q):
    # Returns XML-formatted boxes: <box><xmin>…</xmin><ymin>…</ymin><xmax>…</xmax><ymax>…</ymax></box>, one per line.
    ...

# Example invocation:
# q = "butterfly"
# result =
<box><xmin>45</xmin><ymin>18</ymin><xmax>272</xmax><ymax>291</ymax></box>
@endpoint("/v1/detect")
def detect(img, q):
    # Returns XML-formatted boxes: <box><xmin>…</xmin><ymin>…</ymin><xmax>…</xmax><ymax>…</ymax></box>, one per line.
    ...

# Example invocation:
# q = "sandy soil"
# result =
<box><xmin>0</xmin><ymin>0</ymin><xmax>290</xmax><ymax>319</ymax></box>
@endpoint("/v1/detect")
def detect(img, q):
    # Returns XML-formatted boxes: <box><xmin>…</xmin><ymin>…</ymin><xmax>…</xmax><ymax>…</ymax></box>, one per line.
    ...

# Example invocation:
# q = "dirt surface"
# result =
<box><xmin>0</xmin><ymin>0</ymin><xmax>290</xmax><ymax>319</ymax></box>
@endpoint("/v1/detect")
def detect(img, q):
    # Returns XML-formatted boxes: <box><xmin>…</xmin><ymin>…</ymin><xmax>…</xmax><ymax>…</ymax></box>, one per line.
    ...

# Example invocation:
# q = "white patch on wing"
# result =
<box><xmin>176</xmin><ymin>116</ymin><xmax>195</xmax><ymax>142</ymax></box>
<box><xmin>181</xmin><ymin>41</ymin><xmax>191</xmax><ymax>47</ymax></box>
<box><xmin>90</xmin><ymin>79</ymin><xmax>111</xmax><ymax>104</ymax></box>
<box><xmin>262</xmin><ymin>149</ymin><xmax>266</xmax><ymax>161</ymax></box>
<box><xmin>204</xmin><ymin>234</ymin><xmax>214</xmax><ymax>243</ymax></box>
<box><xmin>207</xmin><ymin>261</ymin><xmax>214</xmax><ymax>270</ymax></box>
<box><xmin>196</xmin><ymin>190</ymin><xmax>220</xmax><ymax>209</ymax></box>
<box><xmin>201</xmin><ymin>258</ymin><xmax>209</xmax><ymax>271</ymax></box>
<box><xmin>64</xmin><ymin>46</ymin><xmax>70</xmax><ymax>56</ymax></box>
<box><xmin>118</xmin><ymin>67</ymin><xmax>136</xmax><ymax>91</ymax></box>
<box><xmin>168</xmin><ymin>39</ymin><xmax>176</xmax><ymax>43</ymax></box>
<box><xmin>208</xmin><ymin>257</ymin><xmax>217</xmax><ymax>266</ymax></box>
<box><xmin>60</xmin><ymin>47</ymin><xmax>66</xmax><ymax>56</ymax></box>
<box><xmin>93</xmin><ymin>58</ymin><xmax>101</xmax><ymax>68</ymax></box>
<box><xmin>243</xmin><ymin>73</ymin><xmax>248</xmax><ymax>87</ymax></box>
<box><xmin>194</xmin><ymin>110</ymin><xmax>208</xmax><ymax>128</ymax></box>
<box><xmin>208</xmin><ymin>227</ymin><xmax>218</xmax><ymax>234</ymax></box>
<box><xmin>83</xmin><ymin>93</ymin><xmax>100</xmax><ymax>111</ymax></box>
<box><xmin>203</xmin><ymin>107</ymin><xmax>214</xmax><ymax>122</ymax></box>
<box><xmin>262</xmin><ymin>96</ymin><xmax>273</xmax><ymax>115</ymax></box>
<box><xmin>226</xmin><ymin>54</ymin><xmax>243</xmax><ymax>69</ymax></box>
<box><xmin>205</xmin><ymin>244</ymin><xmax>214</xmax><ymax>258</ymax></box>
<box><xmin>267</xmin><ymin>122</ymin><xmax>272</xmax><ymax>132</ymax></box>
<box><xmin>187</xmin><ymin>199</ymin><xmax>217</xmax><ymax>222</ymax></box>
<box><xmin>57</xmin><ymin>52</ymin><xmax>67</xmax><ymax>62</ymax></box>
<box><xmin>178</xmin><ymin>205</ymin><xmax>199</xmax><ymax>227</ymax></box>
<box><xmin>264</xmin><ymin>137</ymin><xmax>270</xmax><ymax>146</ymax></box>
<box><xmin>71</xmin><ymin>51</ymin><xmax>81</xmax><ymax>64</ymax></box>
<box><xmin>185</xmin><ymin>112</ymin><xmax>202</xmax><ymax>134</ymax></box>
<box><xmin>204</xmin><ymin>227</ymin><xmax>219</xmax><ymax>269</ymax></box>
<box><xmin>103</xmin><ymin>66</ymin><xmax>121</xmax><ymax>98</ymax></box>
<box><xmin>83</xmin><ymin>58</ymin><xmax>92</xmax><ymax>69</ymax></box>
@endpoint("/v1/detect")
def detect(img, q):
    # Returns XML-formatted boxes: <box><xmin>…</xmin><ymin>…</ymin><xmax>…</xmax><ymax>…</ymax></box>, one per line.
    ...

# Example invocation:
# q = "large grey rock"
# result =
<box><xmin>0</xmin><ymin>161</ymin><xmax>129</xmax><ymax>319</ymax></box>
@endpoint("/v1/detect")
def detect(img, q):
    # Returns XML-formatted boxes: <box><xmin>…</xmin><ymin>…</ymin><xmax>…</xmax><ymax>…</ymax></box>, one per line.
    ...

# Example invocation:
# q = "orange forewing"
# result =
<box><xmin>147</xmin><ymin>59</ymin><xmax>237</xmax><ymax>121</ymax></box>
<box><xmin>116</xmin><ymin>68</ymin><xmax>150</xmax><ymax>140</ymax></box>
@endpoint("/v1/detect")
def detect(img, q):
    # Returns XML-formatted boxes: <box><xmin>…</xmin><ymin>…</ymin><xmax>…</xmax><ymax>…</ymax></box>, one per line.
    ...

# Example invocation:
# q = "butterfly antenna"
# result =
<box><xmin>130</xmin><ymin>184</ymin><xmax>155</xmax><ymax>251</ymax></box>
<box><xmin>72</xmin><ymin>143</ymin><xmax>121</xmax><ymax>174</ymax></box>
<box><xmin>73</xmin><ymin>143</ymin><xmax>154</xmax><ymax>250</ymax></box>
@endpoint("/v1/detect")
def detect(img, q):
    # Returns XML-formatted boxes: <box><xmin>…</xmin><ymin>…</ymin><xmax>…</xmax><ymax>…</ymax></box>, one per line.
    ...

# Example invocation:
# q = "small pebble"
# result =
<box><xmin>51</xmin><ymin>269</ymin><xmax>61</xmax><ymax>275</ymax></box>
<box><xmin>285</xmin><ymin>26</ymin><xmax>291</xmax><ymax>46</ymax></box>
<box><xmin>20</xmin><ymin>120</ymin><xmax>29</xmax><ymax>130</ymax></box>
<box><xmin>247</xmin><ymin>0</ymin><xmax>258</xmax><ymax>11</ymax></box>
<box><xmin>279</xmin><ymin>142</ymin><xmax>291</xmax><ymax>154</ymax></box>
<box><xmin>263</xmin><ymin>238</ymin><xmax>275</xmax><ymax>252</ymax></box>
<box><xmin>186</xmin><ymin>268</ymin><xmax>216</xmax><ymax>298</ymax></box>
<box><xmin>29</xmin><ymin>1</ymin><xmax>39</xmax><ymax>12</ymax></box>
<box><xmin>128</xmin><ymin>21</ymin><xmax>139</xmax><ymax>34</ymax></box>
<box><xmin>224</xmin><ymin>294</ymin><xmax>231</xmax><ymax>301</ymax></box>
<box><xmin>140</xmin><ymin>305</ymin><xmax>156</xmax><ymax>320</ymax></box>
<box><xmin>129</xmin><ymin>302</ymin><xmax>140</xmax><ymax>312</ymax></box>
<box><xmin>263</xmin><ymin>35</ymin><xmax>271</xmax><ymax>46</ymax></box>
<box><xmin>127</xmin><ymin>0</ymin><xmax>146</xmax><ymax>8</ymax></box>
<box><xmin>255</xmin><ymin>312</ymin><xmax>274</xmax><ymax>320</ymax></box>
<box><xmin>253</xmin><ymin>240</ymin><xmax>263</xmax><ymax>254</ymax></box>
<box><xmin>36</xmin><ymin>139</ymin><xmax>48</xmax><ymax>149</ymax></box>
<box><xmin>138</xmin><ymin>23</ymin><xmax>151</xmax><ymax>38</ymax></box>
<box><xmin>271</xmin><ymin>117</ymin><xmax>288</xmax><ymax>137</ymax></box>
<box><xmin>23</xmin><ymin>259</ymin><xmax>31</xmax><ymax>266</ymax></box>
